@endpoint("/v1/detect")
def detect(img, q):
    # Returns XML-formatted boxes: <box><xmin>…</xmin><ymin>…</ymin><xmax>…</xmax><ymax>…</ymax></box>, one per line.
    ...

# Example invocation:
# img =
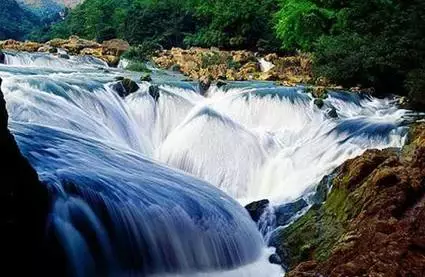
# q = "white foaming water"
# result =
<box><xmin>1</xmin><ymin>52</ymin><xmax>282</xmax><ymax>277</ymax></box>
<box><xmin>4</xmin><ymin>51</ymin><xmax>108</xmax><ymax>68</ymax></box>
<box><xmin>0</xmin><ymin>52</ymin><xmax>409</xmax><ymax>276</ymax></box>
<box><xmin>258</xmin><ymin>58</ymin><xmax>275</xmax><ymax>72</ymax></box>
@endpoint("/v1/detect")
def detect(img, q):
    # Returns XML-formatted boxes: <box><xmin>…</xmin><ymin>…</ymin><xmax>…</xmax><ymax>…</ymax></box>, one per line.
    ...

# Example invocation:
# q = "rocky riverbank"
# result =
<box><xmin>0</xmin><ymin>36</ymin><xmax>129</xmax><ymax>66</ymax></box>
<box><xmin>271</xmin><ymin>123</ymin><xmax>425</xmax><ymax>276</ymax></box>
<box><xmin>153</xmin><ymin>47</ymin><xmax>314</xmax><ymax>86</ymax></box>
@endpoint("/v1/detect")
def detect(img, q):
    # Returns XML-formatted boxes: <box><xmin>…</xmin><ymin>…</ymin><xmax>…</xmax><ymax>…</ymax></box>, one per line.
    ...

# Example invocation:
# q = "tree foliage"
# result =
<box><xmin>274</xmin><ymin>0</ymin><xmax>425</xmax><ymax>107</ymax></box>
<box><xmin>0</xmin><ymin>0</ymin><xmax>41</xmax><ymax>40</ymax></box>
<box><xmin>45</xmin><ymin>0</ymin><xmax>280</xmax><ymax>51</ymax></box>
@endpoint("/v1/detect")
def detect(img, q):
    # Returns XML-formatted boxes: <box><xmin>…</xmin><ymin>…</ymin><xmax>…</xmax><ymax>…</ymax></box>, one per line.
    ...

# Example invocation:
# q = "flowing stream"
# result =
<box><xmin>0</xmin><ymin>51</ymin><xmax>409</xmax><ymax>277</ymax></box>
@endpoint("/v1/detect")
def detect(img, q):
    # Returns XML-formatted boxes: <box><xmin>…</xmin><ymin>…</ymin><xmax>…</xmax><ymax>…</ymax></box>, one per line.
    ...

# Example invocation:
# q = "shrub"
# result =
<box><xmin>126</xmin><ymin>62</ymin><xmax>152</xmax><ymax>73</ymax></box>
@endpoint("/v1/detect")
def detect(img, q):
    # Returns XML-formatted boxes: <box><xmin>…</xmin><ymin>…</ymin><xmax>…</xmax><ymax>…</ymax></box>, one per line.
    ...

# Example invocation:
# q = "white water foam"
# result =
<box><xmin>0</xmin><ymin>52</ymin><xmax>410</xmax><ymax>276</ymax></box>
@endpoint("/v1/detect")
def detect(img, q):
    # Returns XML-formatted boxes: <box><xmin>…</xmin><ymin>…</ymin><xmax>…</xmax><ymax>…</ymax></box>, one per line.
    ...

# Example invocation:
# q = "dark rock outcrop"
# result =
<box><xmin>140</xmin><ymin>73</ymin><xmax>152</xmax><ymax>82</ymax></box>
<box><xmin>325</xmin><ymin>107</ymin><xmax>338</xmax><ymax>118</ymax></box>
<box><xmin>149</xmin><ymin>85</ymin><xmax>160</xmax><ymax>102</ymax></box>
<box><xmin>276</xmin><ymin>123</ymin><xmax>425</xmax><ymax>277</ymax></box>
<box><xmin>245</xmin><ymin>199</ymin><xmax>270</xmax><ymax>222</ymax></box>
<box><xmin>275</xmin><ymin>199</ymin><xmax>308</xmax><ymax>227</ymax></box>
<box><xmin>199</xmin><ymin>76</ymin><xmax>212</xmax><ymax>96</ymax></box>
<box><xmin>112</xmin><ymin>78</ymin><xmax>140</xmax><ymax>98</ymax></box>
<box><xmin>313</xmin><ymin>98</ymin><xmax>324</xmax><ymax>109</ymax></box>
<box><xmin>58</xmin><ymin>53</ymin><xmax>70</xmax><ymax>59</ymax></box>
<box><xmin>0</xmin><ymin>50</ymin><xmax>5</xmax><ymax>64</ymax></box>
<box><xmin>0</xmin><ymin>78</ymin><xmax>50</xmax><ymax>274</ymax></box>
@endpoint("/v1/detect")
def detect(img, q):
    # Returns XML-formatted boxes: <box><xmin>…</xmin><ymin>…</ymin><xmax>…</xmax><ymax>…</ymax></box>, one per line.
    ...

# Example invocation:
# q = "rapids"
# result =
<box><xmin>0</xmin><ymin>51</ymin><xmax>409</xmax><ymax>276</ymax></box>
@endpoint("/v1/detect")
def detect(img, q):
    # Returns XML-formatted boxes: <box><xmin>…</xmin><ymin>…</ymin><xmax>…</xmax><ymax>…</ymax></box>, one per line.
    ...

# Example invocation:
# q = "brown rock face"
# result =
<box><xmin>282</xmin><ymin>124</ymin><xmax>425</xmax><ymax>277</ymax></box>
<box><xmin>153</xmin><ymin>47</ymin><xmax>313</xmax><ymax>85</ymax></box>
<box><xmin>1</xmin><ymin>36</ymin><xmax>128</xmax><ymax>67</ymax></box>
<box><xmin>102</xmin><ymin>39</ymin><xmax>130</xmax><ymax>56</ymax></box>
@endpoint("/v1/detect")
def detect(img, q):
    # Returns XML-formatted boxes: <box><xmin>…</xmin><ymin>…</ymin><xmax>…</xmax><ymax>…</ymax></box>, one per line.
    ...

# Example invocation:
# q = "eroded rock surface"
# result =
<box><xmin>276</xmin><ymin>123</ymin><xmax>425</xmax><ymax>277</ymax></box>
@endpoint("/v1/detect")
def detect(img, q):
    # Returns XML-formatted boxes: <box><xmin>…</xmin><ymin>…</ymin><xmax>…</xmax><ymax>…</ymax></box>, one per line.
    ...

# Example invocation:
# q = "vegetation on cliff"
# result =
<box><xmin>46</xmin><ymin>0</ymin><xmax>279</xmax><ymax>51</ymax></box>
<box><xmin>0</xmin><ymin>0</ymin><xmax>41</xmax><ymax>40</ymax></box>
<box><xmin>276</xmin><ymin>123</ymin><xmax>425</xmax><ymax>276</ymax></box>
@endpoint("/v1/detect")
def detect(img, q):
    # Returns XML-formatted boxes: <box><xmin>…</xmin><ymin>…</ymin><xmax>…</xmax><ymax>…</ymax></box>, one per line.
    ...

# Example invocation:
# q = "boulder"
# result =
<box><xmin>199</xmin><ymin>76</ymin><xmax>212</xmax><ymax>95</ymax></box>
<box><xmin>140</xmin><ymin>73</ymin><xmax>152</xmax><ymax>82</ymax></box>
<box><xmin>61</xmin><ymin>36</ymin><xmax>101</xmax><ymax>55</ymax></box>
<box><xmin>325</xmin><ymin>107</ymin><xmax>338</xmax><ymax>118</ymax></box>
<box><xmin>148</xmin><ymin>85</ymin><xmax>160</xmax><ymax>102</ymax></box>
<box><xmin>0</xmin><ymin>51</ymin><xmax>4</xmax><ymax>64</ymax></box>
<box><xmin>269</xmin><ymin>253</ymin><xmax>283</xmax><ymax>265</ymax></box>
<box><xmin>58</xmin><ymin>53</ymin><xmax>70</xmax><ymax>60</ymax></box>
<box><xmin>169</xmin><ymin>64</ymin><xmax>181</xmax><ymax>72</ymax></box>
<box><xmin>37</xmin><ymin>46</ymin><xmax>55</xmax><ymax>53</ymax></box>
<box><xmin>231</xmin><ymin>50</ymin><xmax>256</xmax><ymax>64</ymax></box>
<box><xmin>274</xmin><ymin>198</ymin><xmax>308</xmax><ymax>227</ymax></box>
<box><xmin>314</xmin><ymin>98</ymin><xmax>324</xmax><ymax>109</ymax></box>
<box><xmin>264</xmin><ymin>53</ymin><xmax>279</xmax><ymax>63</ymax></box>
<box><xmin>103</xmin><ymin>55</ymin><xmax>120</xmax><ymax>67</ymax></box>
<box><xmin>216</xmin><ymin>80</ymin><xmax>227</xmax><ymax>88</ymax></box>
<box><xmin>80</xmin><ymin>47</ymin><xmax>103</xmax><ymax>57</ymax></box>
<box><xmin>112</xmin><ymin>78</ymin><xmax>139</xmax><ymax>97</ymax></box>
<box><xmin>46</xmin><ymin>38</ymin><xmax>68</xmax><ymax>48</ymax></box>
<box><xmin>102</xmin><ymin>39</ymin><xmax>130</xmax><ymax>56</ymax></box>
<box><xmin>245</xmin><ymin>199</ymin><xmax>270</xmax><ymax>223</ymax></box>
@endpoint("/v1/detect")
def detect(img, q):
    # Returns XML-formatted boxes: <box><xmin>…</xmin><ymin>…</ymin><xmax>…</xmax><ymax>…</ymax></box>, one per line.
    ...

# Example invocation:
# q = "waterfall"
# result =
<box><xmin>0</xmin><ymin>52</ymin><xmax>409</xmax><ymax>276</ymax></box>
<box><xmin>258</xmin><ymin>58</ymin><xmax>275</xmax><ymax>72</ymax></box>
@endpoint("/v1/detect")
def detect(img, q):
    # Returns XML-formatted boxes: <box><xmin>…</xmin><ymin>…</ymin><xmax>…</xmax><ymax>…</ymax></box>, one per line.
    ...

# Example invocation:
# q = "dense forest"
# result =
<box><xmin>41</xmin><ymin>0</ymin><xmax>425</xmax><ymax>107</ymax></box>
<box><xmin>4</xmin><ymin>0</ymin><xmax>425</xmax><ymax>108</ymax></box>
<box><xmin>0</xmin><ymin>0</ymin><xmax>41</xmax><ymax>40</ymax></box>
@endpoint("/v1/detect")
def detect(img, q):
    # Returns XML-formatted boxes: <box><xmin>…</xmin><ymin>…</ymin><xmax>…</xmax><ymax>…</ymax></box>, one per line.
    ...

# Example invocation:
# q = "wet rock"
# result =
<box><xmin>199</xmin><ymin>76</ymin><xmax>212</xmax><ymax>96</ymax></box>
<box><xmin>310</xmin><ymin>86</ymin><xmax>328</xmax><ymax>99</ymax></box>
<box><xmin>140</xmin><ymin>73</ymin><xmax>152</xmax><ymax>82</ymax></box>
<box><xmin>104</xmin><ymin>55</ymin><xmax>121</xmax><ymax>67</ymax></box>
<box><xmin>325</xmin><ymin>107</ymin><xmax>338</xmax><ymax>118</ymax></box>
<box><xmin>115</xmin><ymin>76</ymin><xmax>125</xmax><ymax>81</ymax></box>
<box><xmin>216</xmin><ymin>80</ymin><xmax>227</xmax><ymax>88</ymax></box>
<box><xmin>169</xmin><ymin>64</ymin><xmax>181</xmax><ymax>72</ymax></box>
<box><xmin>314</xmin><ymin>98</ymin><xmax>324</xmax><ymax>109</ymax></box>
<box><xmin>245</xmin><ymin>199</ymin><xmax>270</xmax><ymax>223</ymax></box>
<box><xmin>269</xmin><ymin>253</ymin><xmax>282</xmax><ymax>265</ymax></box>
<box><xmin>58</xmin><ymin>53</ymin><xmax>70</xmax><ymax>59</ymax></box>
<box><xmin>0</xmin><ymin>51</ymin><xmax>4</xmax><ymax>64</ymax></box>
<box><xmin>112</xmin><ymin>78</ymin><xmax>139</xmax><ymax>97</ymax></box>
<box><xmin>274</xmin><ymin>126</ymin><xmax>425</xmax><ymax>277</ymax></box>
<box><xmin>148</xmin><ymin>85</ymin><xmax>160</xmax><ymax>102</ymax></box>
<box><xmin>309</xmin><ymin>174</ymin><xmax>332</xmax><ymax>205</ymax></box>
<box><xmin>102</xmin><ymin>39</ymin><xmax>130</xmax><ymax>56</ymax></box>
<box><xmin>275</xmin><ymin>199</ymin><xmax>308</xmax><ymax>227</ymax></box>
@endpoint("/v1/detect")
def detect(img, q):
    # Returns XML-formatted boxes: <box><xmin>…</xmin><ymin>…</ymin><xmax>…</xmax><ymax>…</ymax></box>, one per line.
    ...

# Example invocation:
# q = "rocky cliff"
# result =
<box><xmin>276</xmin><ymin>123</ymin><xmax>425</xmax><ymax>277</ymax></box>
<box><xmin>0</xmin><ymin>78</ymin><xmax>50</xmax><ymax>274</ymax></box>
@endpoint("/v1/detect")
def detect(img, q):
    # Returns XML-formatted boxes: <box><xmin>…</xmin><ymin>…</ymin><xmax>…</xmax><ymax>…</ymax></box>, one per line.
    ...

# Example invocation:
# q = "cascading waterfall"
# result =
<box><xmin>0</xmin><ymin>51</ymin><xmax>409</xmax><ymax>276</ymax></box>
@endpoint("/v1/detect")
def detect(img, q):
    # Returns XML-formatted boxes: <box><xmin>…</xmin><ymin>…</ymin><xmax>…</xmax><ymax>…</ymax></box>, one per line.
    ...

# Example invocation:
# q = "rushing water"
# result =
<box><xmin>0</xmin><ymin>51</ymin><xmax>409</xmax><ymax>276</ymax></box>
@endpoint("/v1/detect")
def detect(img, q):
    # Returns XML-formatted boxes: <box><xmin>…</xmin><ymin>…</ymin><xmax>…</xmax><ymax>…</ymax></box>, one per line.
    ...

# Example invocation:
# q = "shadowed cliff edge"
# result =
<box><xmin>0</xmin><ymin>77</ymin><xmax>50</xmax><ymax>275</ymax></box>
